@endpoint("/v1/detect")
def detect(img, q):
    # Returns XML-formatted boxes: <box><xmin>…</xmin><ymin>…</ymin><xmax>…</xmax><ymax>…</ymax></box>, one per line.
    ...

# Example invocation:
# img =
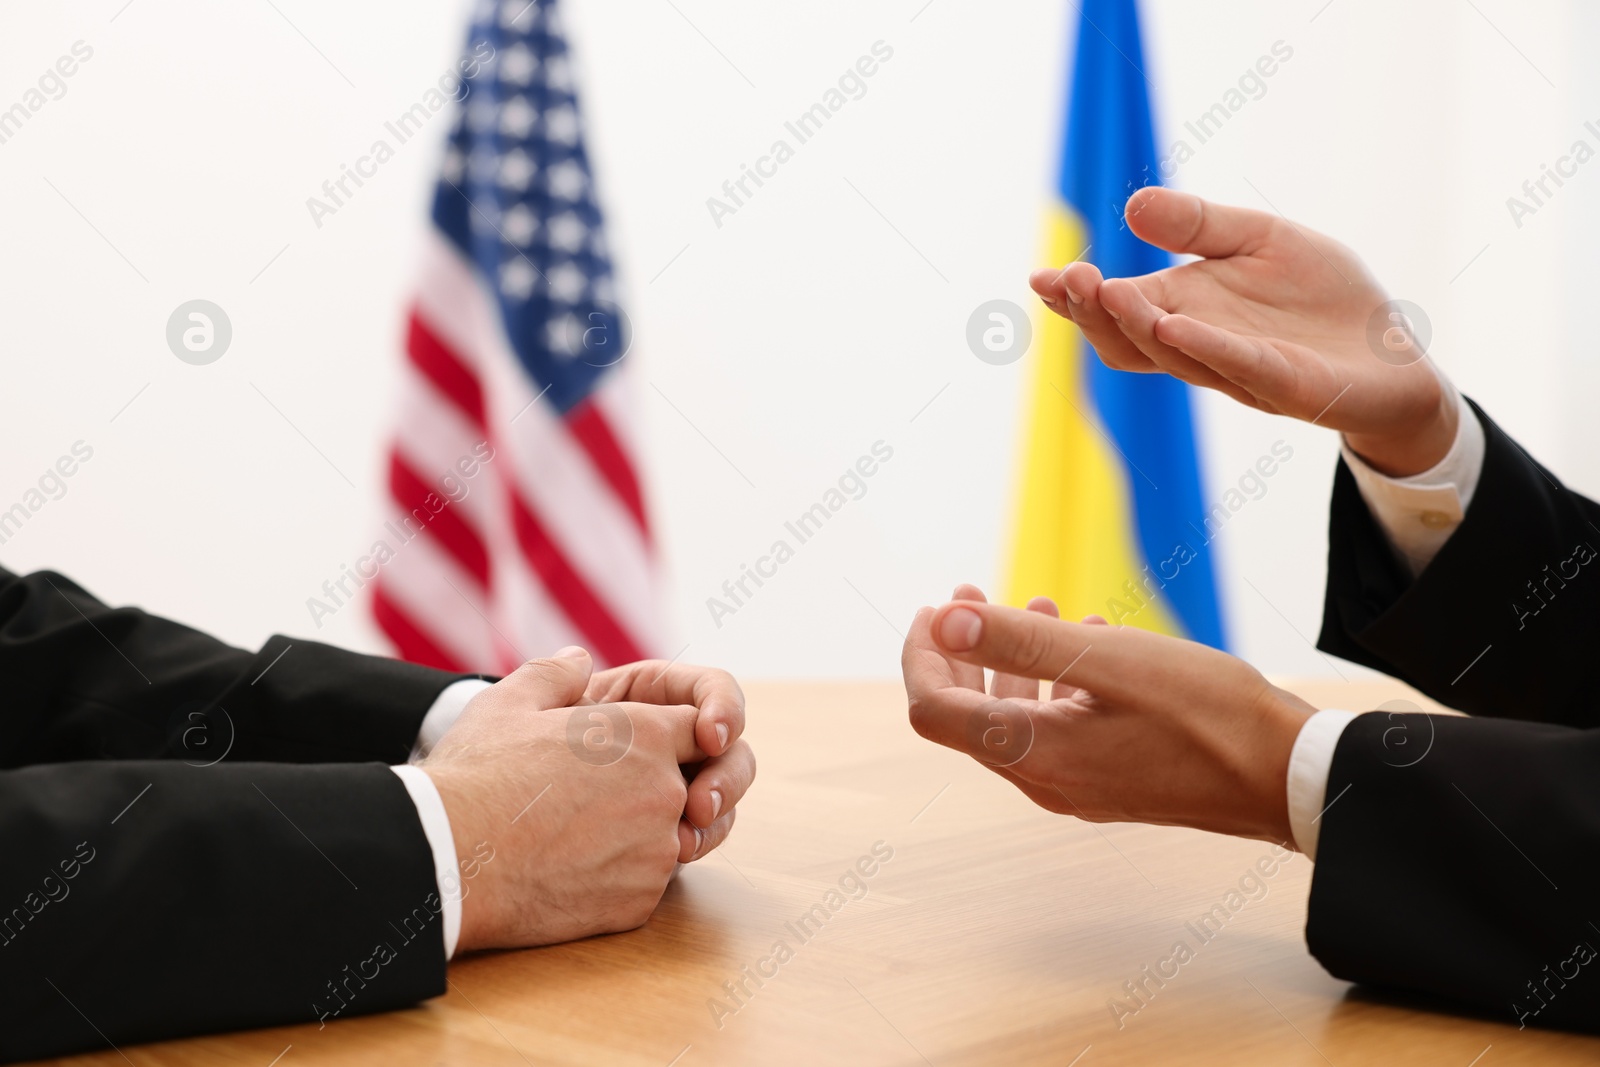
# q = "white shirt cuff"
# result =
<box><xmin>412</xmin><ymin>678</ymin><xmax>493</xmax><ymax>760</ymax></box>
<box><xmin>1339</xmin><ymin>391</ymin><xmax>1485</xmax><ymax>577</ymax></box>
<box><xmin>1286</xmin><ymin>708</ymin><xmax>1359</xmax><ymax>861</ymax></box>
<box><xmin>389</xmin><ymin>764</ymin><xmax>462</xmax><ymax>960</ymax></box>
<box><xmin>386</xmin><ymin>679</ymin><xmax>490</xmax><ymax>960</ymax></box>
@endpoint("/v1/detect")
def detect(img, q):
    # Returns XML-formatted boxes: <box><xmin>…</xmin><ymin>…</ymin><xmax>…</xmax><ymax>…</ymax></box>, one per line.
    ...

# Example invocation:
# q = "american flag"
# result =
<box><xmin>372</xmin><ymin>0</ymin><xmax>661</xmax><ymax>673</ymax></box>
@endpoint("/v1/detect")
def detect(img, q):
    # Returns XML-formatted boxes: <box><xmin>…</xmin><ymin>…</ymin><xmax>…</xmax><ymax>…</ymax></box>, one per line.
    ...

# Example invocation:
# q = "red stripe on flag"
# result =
<box><xmin>411</xmin><ymin>305</ymin><xmax>649</xmax><ymax>543</ymax></box>
<box><xmin>567</xmin><ymin>398</ymin><xmax>651</xmax><ymax>542</ymax></box>
<box><xmin>372</xmin><ymin>583</ymin><xmax>468</xmax><ymax>673</ymax></box>
<box><xmin>407</xmin><ymin>309</ymin><xmax>487</xmax><ymax>430</ymax></box>
<box><xmin>388</xmin><ymin>452</ymin><xmax>491</xmax><ymax>589</ymax></box>
<box><xmin>507</xmin><ymin>486</ymin><xmax>645</xmax><ymax>667</ymax></box>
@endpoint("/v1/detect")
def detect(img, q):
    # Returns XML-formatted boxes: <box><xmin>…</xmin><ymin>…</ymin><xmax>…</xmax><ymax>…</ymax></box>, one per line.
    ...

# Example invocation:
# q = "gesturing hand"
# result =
<box><xmin>1030</xmin><ymin>186</ymin><xmax>1458</xmax><ymax>477</ymax></box>
<box><xmin>421</xmin><ymin>649</ymin><xmax>755</xmax><ymax>953</ymax></box>
<box><xmin>901</xmin><ymin>587</ymin><xmax>1315</xmax><ymax>845</ymax></box>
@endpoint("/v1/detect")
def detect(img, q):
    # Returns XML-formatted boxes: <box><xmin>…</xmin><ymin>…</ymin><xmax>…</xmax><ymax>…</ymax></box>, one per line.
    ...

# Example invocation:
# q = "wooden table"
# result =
<box><xmin>40</xmin><ymin>679</ymin><xmax>1600</xmax><ymax>1066</ymax></box>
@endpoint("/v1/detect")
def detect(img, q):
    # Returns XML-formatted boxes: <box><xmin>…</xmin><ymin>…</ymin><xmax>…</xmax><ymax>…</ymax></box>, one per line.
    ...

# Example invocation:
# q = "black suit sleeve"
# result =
<box><xmin>1308</xmin><ymin>399</ymin><xmax>1600</xmax><ymax>1031</ymax></box>
<box><xmin>1307</xmin><ymin>714</ymin><xmax>1600</xmax><ymax>1031</ymax></box>
<box><xmin>0</xmin><ymin>568</ymin><xmax>471</xmax><ymax>1060</ymax></box>
<box><xmin>0</xmin><ymin>761</ymin><xmax>450</xmax><ymax>1062</ymax></box>
<box><xmin>0</xmin><ymin>566</ymin><xmax>472</xmax><ymax>766</ymax></box>
<box><xmin>1316</xmin><ymin>398</ymin><xmax>1600</xmax><ymax>727</ymax></box>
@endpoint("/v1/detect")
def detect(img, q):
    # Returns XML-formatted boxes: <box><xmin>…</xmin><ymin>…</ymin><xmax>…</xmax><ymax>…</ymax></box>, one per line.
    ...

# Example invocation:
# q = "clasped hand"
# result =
<box><xmin>421</xmin><ymin>649</ymin><xmax>755</xmax><ymax>953</ymax></box>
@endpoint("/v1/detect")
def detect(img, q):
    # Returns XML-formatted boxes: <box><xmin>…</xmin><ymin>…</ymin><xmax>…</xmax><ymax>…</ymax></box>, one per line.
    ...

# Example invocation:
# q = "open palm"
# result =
<box><xmin>1031</xmin><ymin>187</ymin><xmax>1455</xmax><ymax>474</ymax></box>
<box><xmin>901</xmin><ymin>584</ymin><xmax>1314</xmax><ymax>841</ymax></box>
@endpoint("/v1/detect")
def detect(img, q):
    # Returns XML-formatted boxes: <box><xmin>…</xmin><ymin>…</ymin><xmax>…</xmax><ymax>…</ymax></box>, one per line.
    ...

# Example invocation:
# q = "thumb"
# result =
<box><xmin>505</xmin><ymin>646</ymin><xmax>593</xmax><ymax>710</ymax></box>
<box><xmin>931</xmin><ymin>601</ymin><xmax>1131</xmax><ymax>697</ymax></box>
<box><xmin>1124</xmin><ymin>187</ymin><xmax>1276</xmax><ymax>260</ymax></box>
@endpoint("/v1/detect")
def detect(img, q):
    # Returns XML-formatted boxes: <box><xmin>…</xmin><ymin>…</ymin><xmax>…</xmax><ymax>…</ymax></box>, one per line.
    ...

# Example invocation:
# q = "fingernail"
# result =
<box><xmin>709</xmin><ymin>789</ymin><xmax>723</xmax><ymax>820</ymax></box>
<box><xmin>1064</xmin><ymin>284</ymin><xmax>1084</xmax><ymax>305</ymax></box>
<box><xmin>937</xmin><ymin>606</ymin><xmax>983</xmax><ymax>651</ymax></box>
<box><xmin>1104</xmin><ymin>304</ymin><xmax>1121</xmax><ymax>321</ymax></box>
<box><xmin>555</xmin><ymin>646</ymin><xmax>587</xmax><ymax>659</ymax></box>
<box><xmin>1040</xmin><ymin>295</ymin><xmax>1061</xmax><ymax>308</ymax></box>
<box><xmin>694</xmin><ymin>826</ymin><xmax>705</xmax><ymax>854</ymax></box>
<box><xmin>714</xmin><ymin>723</ymin><xmax>729</xmax><ymax>751</ymax></box>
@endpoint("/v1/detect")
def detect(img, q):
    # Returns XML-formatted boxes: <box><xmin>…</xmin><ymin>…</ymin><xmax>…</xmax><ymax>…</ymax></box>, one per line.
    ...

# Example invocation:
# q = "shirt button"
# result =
<box><xmin>1419</xmin><ymin>510</ymin><xmax>1454</xmax><ymax>529</ymax></box>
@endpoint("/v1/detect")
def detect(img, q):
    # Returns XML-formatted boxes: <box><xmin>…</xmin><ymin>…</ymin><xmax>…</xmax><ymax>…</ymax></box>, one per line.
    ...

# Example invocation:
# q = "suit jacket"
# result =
<box><xmin>0</xmin><ymin>566</ymin><xmax>465</xmax><ymax>1062</ymax></box>
<box><xmin>1312</xmin><ymin>398</ymin><xmax>1600</xmax><ymax>1031</ymax></box>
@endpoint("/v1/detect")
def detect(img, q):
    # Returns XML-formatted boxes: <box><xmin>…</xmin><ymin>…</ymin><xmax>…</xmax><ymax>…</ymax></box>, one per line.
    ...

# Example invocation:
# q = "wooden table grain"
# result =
<box><xmin>37</xmin><ymin>679</ymin><xmax>1600</xmax><ymax>1066</ymax></box>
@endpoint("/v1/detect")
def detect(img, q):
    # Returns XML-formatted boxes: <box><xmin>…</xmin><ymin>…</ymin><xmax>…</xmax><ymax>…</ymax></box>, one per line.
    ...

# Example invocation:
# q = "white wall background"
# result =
<box><xmin>0</xmin><ymin>0</ymin><xmax>1590</xmax><ymax>680</ymax></box>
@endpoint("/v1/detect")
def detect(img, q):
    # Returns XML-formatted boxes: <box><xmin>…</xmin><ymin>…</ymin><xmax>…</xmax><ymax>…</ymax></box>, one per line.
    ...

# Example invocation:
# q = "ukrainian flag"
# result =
<box><xmin>1004</xmin><ymin>0</ymin><xmax>1226</xmax><ymax>649</ymax></box>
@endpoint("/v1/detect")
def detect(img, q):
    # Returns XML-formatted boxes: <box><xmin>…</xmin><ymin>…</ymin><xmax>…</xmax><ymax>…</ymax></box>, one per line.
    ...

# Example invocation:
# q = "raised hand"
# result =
<box><xmin>902</xmin><ymin>589</ymin><xmax>1315</xmax><ymax>844</ymax></box>
<box><xmin>1030</xmin><ymin>186</ymin><xmax>1458</xmax><ymax>477</ymax></box>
